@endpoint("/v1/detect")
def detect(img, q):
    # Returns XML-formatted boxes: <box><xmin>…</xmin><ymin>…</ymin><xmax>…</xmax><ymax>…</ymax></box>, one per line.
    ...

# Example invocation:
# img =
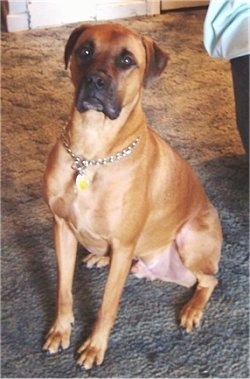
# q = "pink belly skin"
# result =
<box><xmin>131</xmin><ymin>242</ymin><xmax>197</xmax><ymax>288</ymax></box>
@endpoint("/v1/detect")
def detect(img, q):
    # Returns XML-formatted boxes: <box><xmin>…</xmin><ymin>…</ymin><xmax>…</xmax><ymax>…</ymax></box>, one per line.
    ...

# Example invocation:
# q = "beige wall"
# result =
<box><xmin>161</xmin><ymin>0</ymin><xmax>209</xmax><ymax>11</ymax></box>
<box><xmin>6</xmin><ymin>0</ymin><xmax>209</xmax><ymax>32</ymax></box>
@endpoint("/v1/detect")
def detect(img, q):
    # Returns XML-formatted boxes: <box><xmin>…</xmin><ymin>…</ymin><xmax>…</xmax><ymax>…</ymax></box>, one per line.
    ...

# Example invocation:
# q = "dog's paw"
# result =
<box><xmin>131</xmin><ymin>259</ymin><xmax>155</xmax><ymax>280</ymax></box>
<box><xmin>83</xmin><ymin>254</ymin><xmax>110</xmax><ymax>268</ymax></box>
<box><xmin>76</xmin><ymin>336</ymin><xmax>107</xmax><ymax>370</ymax></box>
<box><xmin>179</xmin><ymin>302</ymin><xmax>203</xmax><ymax>332</ymax></box>
<box><xmin>42</xmin><ymin>320</ymin><xmax>73</xmax><ymax>354</ymax></box>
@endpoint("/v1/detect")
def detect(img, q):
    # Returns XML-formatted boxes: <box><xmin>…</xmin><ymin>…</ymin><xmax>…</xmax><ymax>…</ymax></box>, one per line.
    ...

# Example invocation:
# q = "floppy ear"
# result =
<box><xmin>64</xmin><ymin>24</ymin><xmax>92</xmax><ymax>69</ymax></box>
<box><xmin>142</xmin><ymin>36</ymin><xmax>169</xmax><ymax>87</ymax></box>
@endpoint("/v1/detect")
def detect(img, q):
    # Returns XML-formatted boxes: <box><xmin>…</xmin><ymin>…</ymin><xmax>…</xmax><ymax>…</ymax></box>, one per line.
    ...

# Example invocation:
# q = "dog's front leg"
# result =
<box><xmin>43</xmin><ymin>216</ymin><xmax>77</xmax><ymax>354</ymax></box>
<box><xmin>77</xmin><ymin>241</ymin><xmax>133</xmax><ymax>370</ymax></box>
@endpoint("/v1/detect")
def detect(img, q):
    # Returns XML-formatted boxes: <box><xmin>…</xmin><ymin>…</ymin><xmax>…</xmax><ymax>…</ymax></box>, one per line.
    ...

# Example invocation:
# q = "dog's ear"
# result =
<box><xmin>64</xmin><ymin>24</ymin><xmax>92</xmax><ymax>69</ymax></box>
<box><xmin>142</xmin><ymin>36</ymin><xmax>169</xmax><ymax>87</ymax></box>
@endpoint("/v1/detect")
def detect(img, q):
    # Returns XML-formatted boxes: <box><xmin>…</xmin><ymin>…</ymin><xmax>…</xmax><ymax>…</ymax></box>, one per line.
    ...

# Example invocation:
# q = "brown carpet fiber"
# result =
<box><xmin>1</xmin><ymin>8</ymin><xmax>249</xmax><ymax>378</ymax></box>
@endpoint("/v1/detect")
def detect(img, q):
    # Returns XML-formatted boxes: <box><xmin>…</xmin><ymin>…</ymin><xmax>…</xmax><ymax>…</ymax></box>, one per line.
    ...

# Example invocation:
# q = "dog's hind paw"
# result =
<box><xmin>179</xmin><ymin>302</ymin><xmax>203</xmax><ymax>332</ymax></box>
<box><xmin>83</xmin><ymin>254</ymin><xmax>110</xmax><ymax>268</ymax></box>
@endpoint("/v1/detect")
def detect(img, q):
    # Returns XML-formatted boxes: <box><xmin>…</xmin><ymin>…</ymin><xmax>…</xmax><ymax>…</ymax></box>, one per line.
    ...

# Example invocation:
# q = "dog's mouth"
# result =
<box><xmin>75</xmin><ymin>77</ymin><xmax>121</xmax><ymax>120</ymax></box>
<box><xmin>81</xmin><ymin>97</ymin><xmax>104</xmax><ymax>113</ymax></box>
<box><xmin>77</xmin><ymin>96</ymin><xmax>120</xmax><ymax>120</ymax></box>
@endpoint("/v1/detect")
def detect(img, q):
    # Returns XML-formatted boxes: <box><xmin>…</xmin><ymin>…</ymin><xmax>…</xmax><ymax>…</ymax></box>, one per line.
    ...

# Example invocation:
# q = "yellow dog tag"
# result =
<box><xmin>76</xmin><ymin>173</ymin><xmax>90</xmax><ymax>190</ymax></box>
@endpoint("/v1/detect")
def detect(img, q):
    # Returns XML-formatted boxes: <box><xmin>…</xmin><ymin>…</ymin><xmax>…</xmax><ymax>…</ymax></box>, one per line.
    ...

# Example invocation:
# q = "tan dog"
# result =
<box><xmin>42</xmin><ymin>23</ymin><xmax>222</xmax><ymax>369</ymax></box>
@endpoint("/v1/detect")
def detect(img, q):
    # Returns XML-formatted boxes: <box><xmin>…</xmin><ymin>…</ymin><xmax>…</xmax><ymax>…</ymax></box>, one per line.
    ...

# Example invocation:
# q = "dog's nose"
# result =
<box><xmin>86</xmin><ymin>73</ymin><xmax>108</xmax><ymax>90</ymax></box>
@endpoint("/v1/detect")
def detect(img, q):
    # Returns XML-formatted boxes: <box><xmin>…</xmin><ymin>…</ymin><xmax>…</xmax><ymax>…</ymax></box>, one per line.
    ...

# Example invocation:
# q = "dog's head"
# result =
<box><xmin>64</xmin><ymin>23</ymin><xmax>169</xmax><ymax>120</ymax></box>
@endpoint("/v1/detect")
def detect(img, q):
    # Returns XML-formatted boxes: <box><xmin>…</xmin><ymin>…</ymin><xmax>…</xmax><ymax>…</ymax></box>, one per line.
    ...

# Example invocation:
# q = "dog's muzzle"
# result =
<box><xmin>76</xmin><ymin>72</ymin><xmax>121</xmax><ymax>120</ymax></box>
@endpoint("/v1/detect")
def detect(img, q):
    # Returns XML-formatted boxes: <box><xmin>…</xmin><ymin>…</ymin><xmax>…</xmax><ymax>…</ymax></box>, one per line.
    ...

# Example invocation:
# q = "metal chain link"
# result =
<box><xmin>61</xmin><ymin>129</ymin><xmax>141</xmax><ymax>175</ymax></box>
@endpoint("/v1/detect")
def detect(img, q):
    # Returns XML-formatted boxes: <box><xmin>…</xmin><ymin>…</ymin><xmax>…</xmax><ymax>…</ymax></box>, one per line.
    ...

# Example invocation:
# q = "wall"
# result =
<box><xmin>6</xmin><ymin>0</ymin><xmax>208</xmax><ymax>31</ymax></box>
<box><xmin>7</xmin><ymin>0</ymin><xmax>155</xmax><ymax>31</ymax></box>
<box><xmin>6</xmin><ymin>1</ymin><xmax>29</xmax><ymax>31</ymax></box>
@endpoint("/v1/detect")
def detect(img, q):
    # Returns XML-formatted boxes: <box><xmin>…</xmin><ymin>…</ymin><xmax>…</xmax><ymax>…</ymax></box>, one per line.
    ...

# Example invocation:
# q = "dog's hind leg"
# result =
<box><xmin>179</xmin><ymin>273</ymin><xmax>218</xmax><ymax>332</ymax></box>
<box><xmin>176</xmin><ymin>206</ymin><xmax>222</xmax><ymax>332</ymax></box>
<box><xmin>42</xmin><ymin>216</ymin><xmax>77</xmax><ymax>353</ymax></box>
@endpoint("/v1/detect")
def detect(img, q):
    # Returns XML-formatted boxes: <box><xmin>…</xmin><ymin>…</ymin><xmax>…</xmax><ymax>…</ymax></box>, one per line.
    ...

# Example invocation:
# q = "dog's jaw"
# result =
<box><xmin>76</xmin><ymin>96</ymin><xmax>121</xmax><ymax>120</ymax></box>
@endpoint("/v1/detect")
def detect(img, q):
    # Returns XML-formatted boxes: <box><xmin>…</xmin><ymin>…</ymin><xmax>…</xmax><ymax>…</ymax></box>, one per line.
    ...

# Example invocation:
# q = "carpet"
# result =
<box><xmin>1</xmin><ymin>8</ymin><xmax>249</xmax><ymax>378</ymax></box>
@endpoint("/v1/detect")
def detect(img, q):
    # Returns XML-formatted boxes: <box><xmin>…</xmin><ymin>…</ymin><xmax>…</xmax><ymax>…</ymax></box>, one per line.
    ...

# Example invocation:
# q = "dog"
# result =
<box><xmin>42</xmin><ymin>23</ymin><xmax>222</xmax><ymax>369</ymax></box>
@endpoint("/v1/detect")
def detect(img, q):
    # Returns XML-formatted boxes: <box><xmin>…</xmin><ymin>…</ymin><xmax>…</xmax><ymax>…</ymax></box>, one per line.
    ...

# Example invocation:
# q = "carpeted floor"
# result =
<box><xmin>1</xmin><ymin>8</ymin><xmax>249</xmax><ymax>378</ymax></box>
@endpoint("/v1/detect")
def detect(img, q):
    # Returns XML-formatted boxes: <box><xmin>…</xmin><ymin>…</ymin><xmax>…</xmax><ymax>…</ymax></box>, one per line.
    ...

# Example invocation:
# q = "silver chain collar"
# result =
<box><xmin>61</xmin><ymin>130</ymin><xmax>141</xmax><ymax>176</ymax></box>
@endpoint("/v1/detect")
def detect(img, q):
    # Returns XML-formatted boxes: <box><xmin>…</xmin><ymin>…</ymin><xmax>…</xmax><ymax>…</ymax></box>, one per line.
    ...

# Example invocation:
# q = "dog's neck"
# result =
<box><xmin>65</xmin><ymin>95</ymin><xmax>146</xmax><ymax>160</ymax></box>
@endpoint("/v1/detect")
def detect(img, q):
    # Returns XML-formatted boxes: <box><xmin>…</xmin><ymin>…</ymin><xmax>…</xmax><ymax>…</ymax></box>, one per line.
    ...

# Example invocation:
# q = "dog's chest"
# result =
<box><xmin>51</xmin><ymin>166</ymin><xmax>128</xmax><ymax>241</ymax></box>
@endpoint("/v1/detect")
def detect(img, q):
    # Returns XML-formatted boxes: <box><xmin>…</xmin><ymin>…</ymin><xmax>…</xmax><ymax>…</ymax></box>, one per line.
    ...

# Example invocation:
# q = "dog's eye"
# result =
<box><xmin>79</xmin><ymin>47</ymin><xmax>92</xmax><ymax>58</ymax></box>
<box><xmin>121</xmin><ymin>56</ymin><xmax>133</xmax><ymax>65</ymax></box>
<box><xmin>117</xmin><ymin>50</ymin><xmax>136</xmax><ymax>69</ymax></box>
<box><xmin>76</xmin><ymin>41</ymin><xmax>95</xmax><ymax>61</ymax></box>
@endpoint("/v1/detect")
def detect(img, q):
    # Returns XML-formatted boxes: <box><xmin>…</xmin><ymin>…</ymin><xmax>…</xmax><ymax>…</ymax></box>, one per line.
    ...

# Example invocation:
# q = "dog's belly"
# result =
<box><xmin>132</xmin><ymin>241</ymin><xmax>196</xmax><ymax>288</ymax></box>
